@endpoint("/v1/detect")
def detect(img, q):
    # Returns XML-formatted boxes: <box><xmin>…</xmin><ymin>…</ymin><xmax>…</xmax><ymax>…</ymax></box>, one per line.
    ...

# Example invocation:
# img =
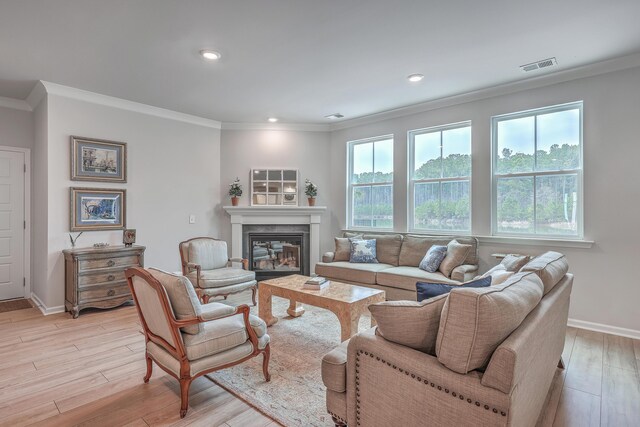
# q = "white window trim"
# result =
<box><xmin>346</xmin><ymin>134</ymin><xmax>394</xmax><ymax>231</ymax></box>
<box><xmin>491</xmin><ymin>101</ymin><xmax>584</xmax><ymax>239</ymax></box>
<box><xmin>408</xmin><ymin>121</ymin><xmax>472</xmax><ymax>235</ymax></box>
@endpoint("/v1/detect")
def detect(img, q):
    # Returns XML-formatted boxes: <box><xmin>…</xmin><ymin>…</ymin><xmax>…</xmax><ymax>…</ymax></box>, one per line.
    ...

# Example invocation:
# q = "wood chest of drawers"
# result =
<box><xmin>63</xmin><ymin>245</ymin><xmax>145</xmax><ymax>318</ymax></box>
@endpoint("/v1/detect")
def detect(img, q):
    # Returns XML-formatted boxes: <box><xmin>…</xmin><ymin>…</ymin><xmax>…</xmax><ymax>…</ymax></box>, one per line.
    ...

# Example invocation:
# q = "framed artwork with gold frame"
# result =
<box><xmin>71</xmin><ymin>136</ymin><xmax>127</xmax><ymax>183</ymax></box>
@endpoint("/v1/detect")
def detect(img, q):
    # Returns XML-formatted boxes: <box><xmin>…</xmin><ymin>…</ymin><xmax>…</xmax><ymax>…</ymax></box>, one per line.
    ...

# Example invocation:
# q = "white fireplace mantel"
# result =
<box><xmin>223</xmin><ymin>206</ymin><xmax>327</xmax><ymax>272</ymax></box>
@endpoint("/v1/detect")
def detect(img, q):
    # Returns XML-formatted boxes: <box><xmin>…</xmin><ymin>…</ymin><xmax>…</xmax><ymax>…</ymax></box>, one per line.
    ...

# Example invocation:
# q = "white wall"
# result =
<box><xmin>32</xmin><ymin>98</ymin><xmax>48</xmax><ymax>303</ymax></box>
<box><xmin>35</xmin><ymin>94</ymin><xmax>221</xmax><ymax>308</ymax></box>
<box><xmin>0</xmin><ymin>105</ymin><xmax>33</xmax><ymax>149</ymax></box>
<box><xmin>219</xmin><ymin>129</ymin><xmax>334</xmax><ymax>253</ymax></box>
<box><xmin>330</xmin><ymin>66</ymin><xmax>640</xmax><ymax>333</ymax></box>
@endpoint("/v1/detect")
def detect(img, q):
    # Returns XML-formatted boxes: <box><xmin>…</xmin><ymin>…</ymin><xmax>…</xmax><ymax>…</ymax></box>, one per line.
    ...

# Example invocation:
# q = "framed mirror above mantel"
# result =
<box><xmin>251</xmin><ymin>168</ymin><xmax>298</xmax><ymax>206</ymax></box>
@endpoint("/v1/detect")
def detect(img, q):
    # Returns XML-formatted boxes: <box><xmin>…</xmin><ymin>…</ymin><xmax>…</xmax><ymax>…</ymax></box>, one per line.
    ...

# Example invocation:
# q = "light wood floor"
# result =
<box><xmin>0</xmin><ymin>291</ymin><xmax>638</xmax><ymax>427</ymax></box>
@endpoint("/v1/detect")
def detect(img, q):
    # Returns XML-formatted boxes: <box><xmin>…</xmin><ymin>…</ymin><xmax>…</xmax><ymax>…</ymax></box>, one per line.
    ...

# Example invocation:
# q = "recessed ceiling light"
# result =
<box><xmin>268</xmin><ymin>117</ymin><xmax>278</xmax><ymax>123</ymax></box>
<box><xmin>324</xmin><ymin>113</ymin><xmax>344</xmax><ymax>119</ymax></box>
<box><xmin>200</xmin><ymin>50</ymin><xmax>221</xmax><ymax>60</ymax></box>
<box><xmin>407</xmin><ymin>73</ymin><xmax>424</xmax><ymax>82</ymax></box>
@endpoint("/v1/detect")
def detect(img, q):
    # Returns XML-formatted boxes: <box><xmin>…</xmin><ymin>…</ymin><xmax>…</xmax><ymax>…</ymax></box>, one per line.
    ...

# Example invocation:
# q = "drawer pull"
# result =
<box><xmin>107</xmin><ymin>275</ymin><xmax>115</xmax><ymax>281</ymax></box>
<box><xmin>107</xmin><ymin>289</ymin><xmax>116</xmax><ymax>297</ymax></box>
<box><xmin>107</xmin><ymin>260</ymin><xmax>115</xmax><ymax>267</ymax></box>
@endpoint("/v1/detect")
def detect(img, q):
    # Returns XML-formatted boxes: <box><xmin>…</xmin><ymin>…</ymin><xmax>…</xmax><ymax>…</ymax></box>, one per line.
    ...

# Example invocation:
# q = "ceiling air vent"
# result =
<box><xmin>520</xmin><ymin>57</ymin><xmax>557</xmax><ymax>73</ymax></box>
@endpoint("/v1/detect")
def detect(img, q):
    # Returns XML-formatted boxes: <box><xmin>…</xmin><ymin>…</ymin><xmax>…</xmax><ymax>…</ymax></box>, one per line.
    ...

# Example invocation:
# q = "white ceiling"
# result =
<box><xmin>1</xmin><ymin>0</ymin><xmax>640</xmax><ymax>124</ymax></box>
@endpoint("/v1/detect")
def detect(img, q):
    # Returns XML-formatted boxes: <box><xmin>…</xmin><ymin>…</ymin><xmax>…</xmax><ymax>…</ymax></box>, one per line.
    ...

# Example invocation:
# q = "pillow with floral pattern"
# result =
<box><xmin>349</xmin><ymin>239</ymin><xmax>378</xmax><ymax>263</ymax></box>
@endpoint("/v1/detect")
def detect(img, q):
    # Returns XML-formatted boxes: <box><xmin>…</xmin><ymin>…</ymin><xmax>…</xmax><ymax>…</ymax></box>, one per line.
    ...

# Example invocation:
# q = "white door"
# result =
<box><xmin>0</xmin><ymin>150</ymin><xmax>25</xmax><ymax>300</ymax></box>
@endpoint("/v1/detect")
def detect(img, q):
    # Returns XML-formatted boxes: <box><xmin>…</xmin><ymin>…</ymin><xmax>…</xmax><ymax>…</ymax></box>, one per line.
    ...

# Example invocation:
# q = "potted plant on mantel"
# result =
<box><xmin>305</xmin><ymin>178</ymin><xmax>318</xmax><ymax>206</ymax></box>
<box><xmin>229</xmin><ymin>177</ymin><xmax>243</xmax><ymax>206</ymax></box>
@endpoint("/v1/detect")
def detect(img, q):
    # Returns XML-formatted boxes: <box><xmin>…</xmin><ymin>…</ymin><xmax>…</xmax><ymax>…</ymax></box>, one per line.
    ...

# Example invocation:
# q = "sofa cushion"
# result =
<box><xmin>501</xmin><ymin>254</ymin><xmax>530</xmax><ymax>272</ymax></box>
<box><xmin>315</xmin><ymin>261</ymin><xmax>393</xmax><ymax>285</ymax></box>
<box><xmin>376</xmin><ymin>266</ymin><xmax>458</xmax><ymax>292</ymax></box>
<box><xmin>349</xmin><ymin>239</ymin><xmax>379</xmax><ymax>263</ymax></box>
<box><xmin>520</xmin><ymin>251</ymin><xmax>569</xmax><ymax>295</ymax></box>
<box><xmin>188</xmin><ymin>239</ymin><xmax>228</xmax><ymax>270</ymax></box>
<box><xmin>369</xmin><ymin>294</ymin><xmax>448</xmax><ymax>355</ymax></box>
<box><xmin>187</xmin><ymin>267</ymin><xmax>255</xmax><ymax>289</ymax></box>
<box><xmin>148</xmin><ymin>268</ymin><xmax>202</xmax><ymax>335</ymax></box>
<box><xmin>436</xmin><ymin>272</ymin><xmax>544</xmax><ymax>374</ymax></box>
<box><xmin>438</xmin><ymin>240</ymin><xmax>472</xmax><ymax>277</ymax></box>
<box><xmin>399</xmin><ymin>235</ymin><xmax>479</xmax><ymax>267</ymax></box>
<box><xmin>334</xmin><ymin>237</ymin><xmax>352</xmax><ymax>262</ymax></box>
<box><xmin>416</xmin><ymin>276</ymin><xmax>492</xmax><ymax>301</ymax></box>
<box><xmin>418</xmin><ymin>245</ymin><xmax>447</xmax><ymax>272</ymax></box>
<box><xmin>362</xmin><ymin>234</ymin><xmax>403</xmax><ymax>266</ymax></box>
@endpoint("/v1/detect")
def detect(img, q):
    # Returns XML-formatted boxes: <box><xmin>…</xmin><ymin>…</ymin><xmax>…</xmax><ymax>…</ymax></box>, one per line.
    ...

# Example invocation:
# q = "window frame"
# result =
<box><xmin>408</xmin><ymin>121</ymin><xmax>472</xmax><ymax>235</ymax></box>
<box><xmin>347</xmin><ymin>134</ymin><xmax>394</xmax><ymax>231</ymax></box>
<box><xmin>491</xmin><ymin>101</ymin><xmax>584</xmax><ymax>239</ymax></box>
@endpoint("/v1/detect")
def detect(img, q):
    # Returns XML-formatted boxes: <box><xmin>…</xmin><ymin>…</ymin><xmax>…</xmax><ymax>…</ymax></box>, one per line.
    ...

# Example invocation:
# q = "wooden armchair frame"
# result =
<box><xmin>126</xmin><ymin>267</ymin><xmax>270</xmax><ymax>418</ymax></box>
<box><xmin>179</xmin><ymin>237</ymin><xmax>256</xmax><ymax>305</ymax></box>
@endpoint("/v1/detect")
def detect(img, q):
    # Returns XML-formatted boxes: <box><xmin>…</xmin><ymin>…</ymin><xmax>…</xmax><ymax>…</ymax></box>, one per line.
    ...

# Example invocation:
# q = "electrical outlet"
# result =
<box><xmin>189</xmin><ymin>214</ymin><xmax>196</xmax><ymax>224</ymax></box>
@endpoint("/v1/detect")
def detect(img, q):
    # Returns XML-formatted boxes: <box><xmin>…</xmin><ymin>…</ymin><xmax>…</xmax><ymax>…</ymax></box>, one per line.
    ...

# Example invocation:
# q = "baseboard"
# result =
<box><xmin>568</xmin><ymin>318</ymin><xmax>640</xmax><ymax>340</ymax></box>
<box><xmin>30</xmin><ymin>292</ymin><xmax>65</xmax><ymax>315</ymax></box>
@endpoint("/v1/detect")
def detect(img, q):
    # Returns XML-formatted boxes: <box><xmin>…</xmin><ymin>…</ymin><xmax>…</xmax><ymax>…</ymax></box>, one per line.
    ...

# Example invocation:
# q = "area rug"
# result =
<box><xmin>0</xmin><ymin>298</ymin><xmax>33</xmax><ymax>313</ymax></box>
<box><xmin>207</xmin><ymin>296</ymin><xmax>372</xmax><ymax>427</ymax></box>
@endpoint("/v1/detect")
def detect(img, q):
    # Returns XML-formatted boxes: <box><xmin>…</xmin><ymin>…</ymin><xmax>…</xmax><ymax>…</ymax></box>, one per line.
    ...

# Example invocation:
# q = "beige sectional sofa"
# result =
<box><xmin>315</xmin><ymin>233</ymin><xmax>479</xmax><ymax>300</ymax></box>
<box><xmin>321</xmin><ymin>251</ymin><xmax>571</xmax><ymax>427</ymax></box>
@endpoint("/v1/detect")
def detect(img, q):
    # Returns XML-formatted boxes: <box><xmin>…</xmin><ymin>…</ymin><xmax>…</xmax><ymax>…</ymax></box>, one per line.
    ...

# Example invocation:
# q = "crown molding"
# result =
<box><xmin>0</xmin><ymin>95</ymin><xmax>32</xmax><ymax>111</ymax></box>
<box><xmin>329</xmin><ymin>52</ymin><xmax>640</xmax><ymax>131</ymax></box>
<box><xmin>221</xmin><ymin>122</ymin><xmax>330</xmax><ymax>132</ymax></box>
<box><xmin>36</xmin><ymin>81</ymin><xmax>222</xmax><ymax>129</ymax></box>
<box><xmin>25</xmin><ymin>81</ymin><xmax>46</xmax><ymax>110</ymax></box>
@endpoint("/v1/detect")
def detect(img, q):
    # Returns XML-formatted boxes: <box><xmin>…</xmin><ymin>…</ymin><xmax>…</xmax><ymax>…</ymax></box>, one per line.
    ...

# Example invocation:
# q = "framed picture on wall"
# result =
<box><xmin>71</xmin><ymin>136</ymin><xmax>127</xmax><ymax>182</ymax></box>
<box><xmin>70</xmin><ymin>187</ymin><xmax>126</xmax><ymax>231</ymax></box>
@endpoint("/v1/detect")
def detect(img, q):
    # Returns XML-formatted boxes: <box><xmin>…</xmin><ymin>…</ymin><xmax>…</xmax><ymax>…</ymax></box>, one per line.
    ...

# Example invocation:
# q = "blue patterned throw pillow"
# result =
<box><xmin>349</xmin><ymin>239</ymin><xmax>378</xmax><ymax>263</ymax></box>
<box><xmin>418</xmin><ymin>245</ymin><xmax>447</xmax><ymax>272</ymax></box>
<box><xmin>416</xmin><ymin>276</ymin><xmax>492</xmax><ymax>301</ymax></box>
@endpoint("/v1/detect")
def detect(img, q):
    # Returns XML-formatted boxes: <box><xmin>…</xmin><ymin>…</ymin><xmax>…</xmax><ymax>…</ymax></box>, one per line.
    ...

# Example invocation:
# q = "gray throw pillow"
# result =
<box><xmin>418</xmin><ymin>245</ymin><xmax>447</xmax><ymax>272</ymax></box>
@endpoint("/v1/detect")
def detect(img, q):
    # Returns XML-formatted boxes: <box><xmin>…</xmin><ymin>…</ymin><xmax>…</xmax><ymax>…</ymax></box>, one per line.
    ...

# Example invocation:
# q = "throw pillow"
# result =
<box><xmin>476</xmin><ymin>264</ymin><xmax>514</xmax><ymax>285</ymax></box>
<box><xmin>416</xmin><ymin>276</ymin><xmax>492</xmax><ymax>302</ymax></box>
<box><xmin>349</xmin><ymin>239</ymin><xmax>378</xmax><ymax>263</ymax></box>
<box><xmin>500</xmin><ymin>254</ymin><xmax>530</xmax><ymax>272</ymax></box>
<box><xmin>438</xmin><ymin>240</ymin><xmax>472</xmax><ymax>277</ymax></box>
<box><xmin>370</xmin><ymin>294</ymin><xmax>448</xmax><ymax>355</ymax></box>
<box><xmin>334</xmin><ymin>237</ymin><xmax>353</xmax><ymax>262</ymax></box>
<box><xmin>418</xmin><ymin>245</ymin><xmax>447</xmax><ymax>273</ymax></box>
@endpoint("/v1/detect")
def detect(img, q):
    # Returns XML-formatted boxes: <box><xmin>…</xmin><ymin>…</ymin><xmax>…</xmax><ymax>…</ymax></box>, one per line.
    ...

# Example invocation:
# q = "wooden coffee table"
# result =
<box><xmin>258</xmin><ymin>274</ymin><xmax>386</xmax><ymax>342</ymax></box>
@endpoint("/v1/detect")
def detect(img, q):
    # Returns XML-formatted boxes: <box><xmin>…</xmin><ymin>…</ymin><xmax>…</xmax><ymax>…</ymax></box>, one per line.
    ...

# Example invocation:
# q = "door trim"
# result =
<box><xmin>0</xmin><ymin>146</ymin><xmax>31</xmax><ymax>299</ymax></box>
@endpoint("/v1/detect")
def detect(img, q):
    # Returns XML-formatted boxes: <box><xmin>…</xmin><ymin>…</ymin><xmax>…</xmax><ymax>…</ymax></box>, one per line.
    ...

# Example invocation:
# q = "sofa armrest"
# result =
<box><xmin>344</xmin><ymin>331</ymin><xmax>509</xmax><ymax>427</ymax></box>
<box><xmin>322</xmin><ymin>251</ymin><xmax>335</xmax><ymax>263</ymax></box>
<box><xmin>451</xmin><ymin>264</ymin><xmax>479</xmax><ymax>282</ymax></box>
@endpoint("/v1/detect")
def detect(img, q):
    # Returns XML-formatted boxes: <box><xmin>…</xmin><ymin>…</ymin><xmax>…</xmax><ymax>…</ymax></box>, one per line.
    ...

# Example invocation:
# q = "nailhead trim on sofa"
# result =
<box><xmin>353</xmin><ymin>349</ymin><xmax>508</xmax><ymax>425</ymax></box>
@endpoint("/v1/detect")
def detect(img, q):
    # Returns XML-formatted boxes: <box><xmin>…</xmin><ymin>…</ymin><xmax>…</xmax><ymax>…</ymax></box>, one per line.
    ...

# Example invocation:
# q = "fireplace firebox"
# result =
<box><xmin>243</xmin><ymin>225</ymin><xmax>310</xmax><ymax>280</ymax></box>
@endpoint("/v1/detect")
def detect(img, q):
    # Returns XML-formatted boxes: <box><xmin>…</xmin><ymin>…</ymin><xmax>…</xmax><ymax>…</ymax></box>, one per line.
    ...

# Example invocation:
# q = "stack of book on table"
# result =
<box><xmin>303</xmin><ymin>276</ymin><xmax>330</xmax><ymax>290</ymax></box>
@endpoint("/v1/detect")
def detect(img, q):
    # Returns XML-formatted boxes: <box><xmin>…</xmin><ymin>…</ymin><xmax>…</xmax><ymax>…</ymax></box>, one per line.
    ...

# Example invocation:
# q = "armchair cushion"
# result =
<box><xmin>369</xmin><ymin>293</ymin><xmax>448</xmax><ymax>354</ymax></box>
<box><xmin>188</xmin><ymin>267</ymin><xmax>255</xmax><ymax>289</ymax></box>
<box><xmin>182</xmin><ymin>313</ymin><xmax>267</xmax><ymax>361</ymax></box>
<box><xmin>148</xmin><ymin>268</ymin><xmax>202</xmax><ymax>335</ymax></box>
<box><xmin>188</xmin><ymin>239</ymin><xmax>228</xmax><ymax>270</ymax></box>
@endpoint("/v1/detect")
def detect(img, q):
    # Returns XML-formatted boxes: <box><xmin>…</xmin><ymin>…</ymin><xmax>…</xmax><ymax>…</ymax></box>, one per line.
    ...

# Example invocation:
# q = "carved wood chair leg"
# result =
<box><xmin>331</xmin><ymin>415</ymin><xmax>347</xmax><ymax>427</ymax></box>
<box><xmin>201</xmin><ymin>294</ymin><xmax>210</xmax><ymax>304</ymax></box>
<box><xmin>558</xmin><ymin>356</ymin><xmax>565</xmax><ymax>369</ymax></box>
<box><xmin>223</xmin><ymin>295</ymin><xmax>228</xmax><ymax>300</ymax></box>
<box><xmin>262</xmin><ymin>344</ymin><xmax>271</xmax><ymax>382</ymax></box>
<box><xmin>179</xmin><ymin>378</ymin><xmax>192</xmax><ymax>418</ymax></box>
<box><xmin>143</xmin><ymin>353</ymin><xmax>153</xmax><ymax>383</ymax></box>
<box><xmin>251</xmin><ymin>285</ymin><xmax>257</xmax><ymax>306</ymax></box>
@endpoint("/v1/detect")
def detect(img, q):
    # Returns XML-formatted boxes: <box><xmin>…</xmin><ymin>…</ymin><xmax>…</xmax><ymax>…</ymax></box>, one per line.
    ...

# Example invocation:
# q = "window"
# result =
<box><xmin>409</xmin><ymin>122</ymin><xmax>471</xmax><ymax>232</ymax></box>
<box><xmin>492</xmin><ymin>102</ymin><xmax>583</xmax><ymax>237</ymax></box>
<box><xmin>348</xmin><ymin>135</ymin><xmax>393</xmax><ymax>229</ymax></box>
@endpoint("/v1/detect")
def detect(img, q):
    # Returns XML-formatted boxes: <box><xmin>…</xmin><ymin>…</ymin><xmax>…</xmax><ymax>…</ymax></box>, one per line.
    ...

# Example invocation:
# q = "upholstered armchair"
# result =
<box><xmin>126</xmin><ymin>267</ymin><xmax>270</xmax><ymax>418</ymax></box>
<box><xmin>179</xmin><ymin>237</ymin><xmax>257</xmax><ymax>305</ymax></box>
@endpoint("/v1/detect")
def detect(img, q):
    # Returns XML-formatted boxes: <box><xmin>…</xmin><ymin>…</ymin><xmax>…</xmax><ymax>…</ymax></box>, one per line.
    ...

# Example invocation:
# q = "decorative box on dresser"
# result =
<box><xmin>63</xmin><ymin>245</ymin><xmax>145</xmax><ymax>318</ymax></box>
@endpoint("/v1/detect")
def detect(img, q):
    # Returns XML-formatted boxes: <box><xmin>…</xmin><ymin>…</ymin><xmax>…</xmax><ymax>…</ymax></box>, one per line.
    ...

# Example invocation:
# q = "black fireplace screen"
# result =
<box><xmin>249</xmin><ymin>233</ymin><xmax>303</xmax><ymax>274</ymax></box>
